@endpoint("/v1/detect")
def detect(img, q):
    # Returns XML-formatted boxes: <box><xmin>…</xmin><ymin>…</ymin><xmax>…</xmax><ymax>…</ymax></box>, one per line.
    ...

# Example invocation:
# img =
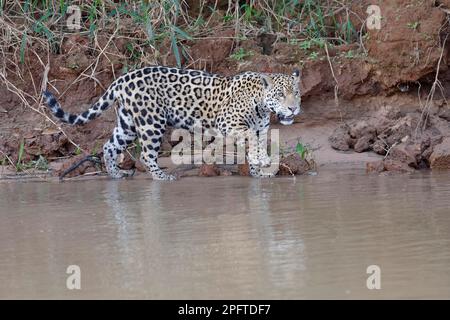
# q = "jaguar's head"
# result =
<box><xmin>261</xmin><ymin>70</ymin><xmax>301</xmax><ymax>125</ymax></box>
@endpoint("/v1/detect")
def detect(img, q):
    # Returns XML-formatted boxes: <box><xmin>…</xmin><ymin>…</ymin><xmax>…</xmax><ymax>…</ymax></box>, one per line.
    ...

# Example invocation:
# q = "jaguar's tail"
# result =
<box><xmin>42</xmin><ymin>86</ymin><xmax>116</xmax><ymax>125</ymax></box>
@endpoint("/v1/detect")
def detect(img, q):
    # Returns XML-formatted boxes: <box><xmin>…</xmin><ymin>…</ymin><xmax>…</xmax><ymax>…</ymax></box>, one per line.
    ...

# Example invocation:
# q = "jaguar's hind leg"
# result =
<box><xmin>137</xmin><ymin>119</ymin><xmax>176</xmax><ymax>181</ymax></box>
<box><xmin>103</xmin><ymin>111</ymin><xmax>136</xmax><ymax>178</ymax></box>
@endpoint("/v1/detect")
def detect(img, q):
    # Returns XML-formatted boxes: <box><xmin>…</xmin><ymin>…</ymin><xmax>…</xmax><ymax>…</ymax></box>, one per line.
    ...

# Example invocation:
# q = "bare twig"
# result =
<box><xmin>415</xmin><ymin>33</ymin><xmax>448</xmax><ymax>137</ymax></box>
<box><xmin>324</xmin><ymin>41</ymin><xmax>343</xmax><ymax>123</ymax></box>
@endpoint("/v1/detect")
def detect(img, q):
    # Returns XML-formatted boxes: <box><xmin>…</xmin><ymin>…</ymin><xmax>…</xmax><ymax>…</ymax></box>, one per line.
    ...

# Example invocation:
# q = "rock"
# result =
<box><xmin>329</xmin><ymin>124</ymin><xmax>352</xmax><ymax>151</ymax></box>
<box><xmin>422</xmin><ymin>128</ymin><xmax>444</xmax><ymax>148</ymax></box>
<box><xmin>429</xmin><ymin>137</ymin><xmax>450</xmax><ymax>169</ymax></box>
<box><xmin>376</xmin><ymin>105</ymin><xmax>402</xmax><ymax>120</ymax></box>
<box><xmin>366</xmin><ymin>160</ymin><xmax>385</xmax><ymax>173</ymax></box>
<box><xmin>372</xmin><ymin>139</ymin><xmax>387</xmax><ymax>155</ymax></box>
<box><xmin>387</xmin><ymin>143</ymin><xmax>418</xmax><ymax>168</ymax></box>
<box><xmin>119</xmin><ymin>154</ymin><xmax>147</xmax><ymax>173</ymax></box>
<box><xmin>349</xmin><ymin>120</ymin><xmax>375</xmax><ymax>139</ymax></box>
<box><xmin>421</xmin><ymin>146</ymin><xmax>434</xmax><ymax>164</ymax></box>
<box><xmin>119</xmin><ymin>153</ymin><xmax>135</xmax><ymax>170</ymax></box>
<box><xmin>354</xmin><ymin>135</ymin><xmax>373</xmax><ymax>153</ymax></box>
<box><xmin>199</xmin><ymin>164</ymin><xmax>220</xmax><ymax>177</ymax></box>
<box><xmin>219</xmin><ymin>168</ymin><xmax>233</xmax><ymax>176</ymax></box>
<box><xmin>384</xmin><ymin>113</ymin><xmax>421</xmax><ymax>145</ymax></box>
<box><xmin>278</xmin><ymin>153</ymin><xmax>310</xmax><ymax>175</ymax></box>
<box><xmin>438</xmin><ymin>108</ymin><xmax>450</xmax><ymax>121</ymax></box>
<box><xmin>383</xmin><ymin>159</ymin><xmax>415</xmax><ymax>173</ymax></box>
<box><xmin>371</xmin><ymin>116</ymin><xmax>395</xmax><ymax>135</ymax></box>
<box><xmin>135</xmin><ymin>160</ymin><xmax>147</xmax><ymax>172</ymax></box>
<box><xmin>238</xmin><ymin>163</ymin><xmax>250</xmax><ymax>176</ymax></box>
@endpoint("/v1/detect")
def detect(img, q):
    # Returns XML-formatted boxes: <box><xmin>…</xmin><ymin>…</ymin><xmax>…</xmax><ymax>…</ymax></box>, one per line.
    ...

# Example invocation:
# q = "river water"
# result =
<box><xmin>1</xmin><ymin>168</ymin><xmax>450</xmax><ymax>299</ymax></box>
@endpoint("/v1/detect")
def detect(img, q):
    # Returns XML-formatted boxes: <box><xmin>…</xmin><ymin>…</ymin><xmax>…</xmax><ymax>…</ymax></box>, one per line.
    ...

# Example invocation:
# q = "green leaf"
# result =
<box><xmin>16</xmin><ymin>139</ymin><xmax>25</xmax><ymax>171</ymax></box>
<box><xmin>60</xmin><ymin>0</ymin><xmax>68</xmax><ymax>15</ymax></box>
<box><xmin>223</xmin><ymin>14</ymin><xmax>233</xmax><ymax>22</ymax></box>
<box><xmin>23</xmin><ymin>0</ymin><xmax>31</xmax><ymax>13</ymax></box>
<box><xmin>172</xmin><ymin>25</ymin><xmax>192</xmax><ymax>40</ymax></box>
<box><xmin>295</xmin><ymin>142</ymin><xmax>308</xmax><ymax>159</ymax></box>
<box><xmin>170</xmin><ymin>33</ymin><xmax>181</xmax><ymax>68</ymax></box>
<box><xmin>20</xmin><ymin>32</ymin><xmax>27</xmax><ymax>64</ymax></box>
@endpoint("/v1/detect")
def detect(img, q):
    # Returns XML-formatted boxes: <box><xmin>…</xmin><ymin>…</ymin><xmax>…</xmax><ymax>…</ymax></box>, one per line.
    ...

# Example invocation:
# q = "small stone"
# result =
<box><xmin>366</xmin><ymin>160</ymin><xmax>385</xmax><ymax>173</ymax></box>
<box><xmin>199</xmin><ymin>164</ymin><xmax>220</xmax><ymax>177</ymax></box>
<box><xmin>238</xmin><ymin>163</ymin><xmax>250</xmax><ymax>176</ymax></box>
<box><xmin>135</xmin><ymin>160</ymin><xmax>147</xmax><ymax>172</ymax></box>
<box><xmin>354</xmin><ymin>135</ymin><xmax>373</xmax><ymax>153</ymax></box>
<box><xmin>383</xmin><ymin>159</ymin><xmax>415</xmax><ymax>173</ymax></box>
<box><xmin>219</xmin><ymin>168</ymin><xmax>233</xmax><ymax>176</ymax></box>
<box><xmin>372</xmin><ymin>139</ymin><xmax>387</xmax><ymax>155</ymax></box>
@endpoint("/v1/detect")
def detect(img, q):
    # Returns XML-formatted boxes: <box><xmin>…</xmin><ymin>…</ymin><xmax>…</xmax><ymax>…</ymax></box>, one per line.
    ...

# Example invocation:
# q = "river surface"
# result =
<box><xmin>1</xmin><ymin>168</ymin><xmax>450</xmax><ymax>299</ymax></box>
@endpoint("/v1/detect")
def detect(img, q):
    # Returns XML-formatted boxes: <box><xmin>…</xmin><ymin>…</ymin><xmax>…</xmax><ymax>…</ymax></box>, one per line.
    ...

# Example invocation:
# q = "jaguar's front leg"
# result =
<box><xmin>221</xmin><ymin>125</ymin><xmax>260</xmax><ymax>166</ymax></box>
<box><xmin>247</xmin><ymin>135</ymin><xmax>277</xmax><ymax>177</ymax></box>
<box><xmin>251</xmin><ymin>129</ymin><xmax>281</xmax><ymax>177</ymax></box>
<box><xmin>255</xmin><ymin>129</ymin><xmax>271</xmax><ymax>168</ymax></box>
<box><xmin>249</xmin><ymin>164</ymin><xmax>277</xmax><ymax>177</ymax></box>
<box><xmin>219</xmin><ymin>122</ymin><xmax>276</xmax><ymax>177</ymax></box>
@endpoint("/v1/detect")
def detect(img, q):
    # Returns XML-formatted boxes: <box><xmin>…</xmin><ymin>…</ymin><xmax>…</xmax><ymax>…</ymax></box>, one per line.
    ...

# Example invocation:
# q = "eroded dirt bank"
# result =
<box><xmin>1</xmin><ymin>1</ymin><xmax>450</xmax><ymax>179</ymax></box>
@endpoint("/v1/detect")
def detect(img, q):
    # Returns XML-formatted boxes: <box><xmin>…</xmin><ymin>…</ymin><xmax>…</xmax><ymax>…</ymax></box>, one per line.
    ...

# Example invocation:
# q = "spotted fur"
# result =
<box><xmin>43</xmin><ymin>66</ymin><xmax>301</xmax><ymax>180</ymax></box>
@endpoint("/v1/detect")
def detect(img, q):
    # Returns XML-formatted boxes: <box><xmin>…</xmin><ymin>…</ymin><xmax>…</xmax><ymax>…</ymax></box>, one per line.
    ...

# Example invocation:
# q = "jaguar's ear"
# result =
<box><xmin>292</xmin><ymin>69</ymin><xmax>301</xmax><ymax>78</ymax></box>
<box><xmin>260</xmin><ymin>74</ymin><xmax>273</xmax><ymax>90</ymax></box>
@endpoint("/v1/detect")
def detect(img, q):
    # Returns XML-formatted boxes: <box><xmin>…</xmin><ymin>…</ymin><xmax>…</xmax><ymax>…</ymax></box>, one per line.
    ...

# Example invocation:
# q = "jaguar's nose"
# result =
<box><xmin>289</xmin><ymin>105</ymin><xmax>301</xmax><ymax>115</ymax></box>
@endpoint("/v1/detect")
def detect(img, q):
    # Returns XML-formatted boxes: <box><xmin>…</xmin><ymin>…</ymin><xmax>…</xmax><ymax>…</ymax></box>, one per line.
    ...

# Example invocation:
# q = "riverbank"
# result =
<box><xmin>2</xmin><ymin>1</ymin><xmax>450</xmax><ymax>179</ymax></box>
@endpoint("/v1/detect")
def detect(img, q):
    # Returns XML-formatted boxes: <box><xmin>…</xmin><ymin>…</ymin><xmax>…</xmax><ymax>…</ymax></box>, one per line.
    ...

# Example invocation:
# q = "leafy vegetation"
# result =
<box><xmin>14</xmin><ymin>140</ymin><xmax>49</xmax><ymax>172</ymax></box>
<box><xmin>1</xmin><ymin>0</ymin><xmax>362</xmax><ymax>68</ymax></box>
<box><xmin>229</xmin><ymin>48</ymin><xmax>253</xmax><ymax>61</ymax></box>
<box><xmin>295</xmin><ymin>142</ymin><xmax>309</xmax><ymax>160</ymax></box>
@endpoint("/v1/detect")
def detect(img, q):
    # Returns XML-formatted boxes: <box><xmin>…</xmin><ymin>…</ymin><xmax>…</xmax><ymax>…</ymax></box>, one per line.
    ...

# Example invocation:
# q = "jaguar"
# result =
<box><xmin>43</xmin><ymin>66</ymin><xmax>301</xmax><ymax>180</ymax></box>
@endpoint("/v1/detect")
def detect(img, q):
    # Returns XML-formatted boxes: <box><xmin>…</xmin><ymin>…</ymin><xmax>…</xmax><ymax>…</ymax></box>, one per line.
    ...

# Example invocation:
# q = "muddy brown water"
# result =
<box><xmin>1</xmin><ymin>168</ymin><xmax>450</xmax><ymax>299</ymax></box>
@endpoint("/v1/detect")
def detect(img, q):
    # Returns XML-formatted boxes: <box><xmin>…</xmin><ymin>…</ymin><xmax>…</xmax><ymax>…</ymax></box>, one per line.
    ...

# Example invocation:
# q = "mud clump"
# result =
<box><xmin>329</xmin><ymin>124</ymin><xmax>353</xmax><ymax>151</ymax></box>
<box><xmin>279</xmin><ymin>153</ymin><xmax>312</xmax><ymax>176</ymax></box>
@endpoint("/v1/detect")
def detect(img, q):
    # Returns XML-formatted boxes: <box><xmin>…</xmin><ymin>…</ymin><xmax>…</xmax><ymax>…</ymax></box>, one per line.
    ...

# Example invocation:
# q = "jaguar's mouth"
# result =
<box><xmin>278</xmin><ymin>114</ymin><xmax>294</xmax><ymax>125</ymax></box>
